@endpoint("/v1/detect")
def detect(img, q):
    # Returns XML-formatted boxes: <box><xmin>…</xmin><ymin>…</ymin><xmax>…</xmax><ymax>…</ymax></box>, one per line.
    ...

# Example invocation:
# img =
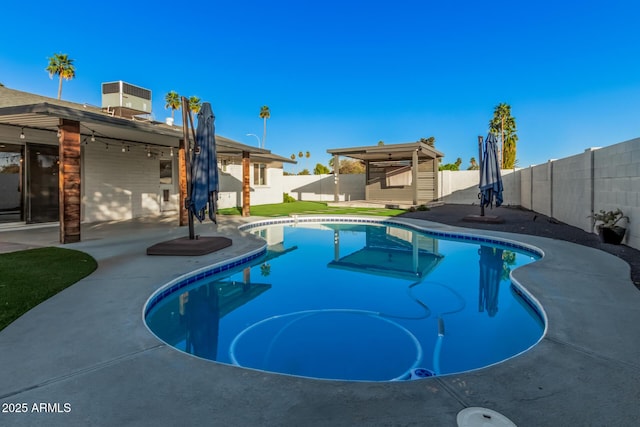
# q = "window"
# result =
<box><xmin>160</xmin><ymin>159</ymin><xmax>173</xmax><ymax>184</ymax></box>
<box><xmin>253</xmin><ymin>163</ymin><xmax>267</xmax><ymax>185</ymax></box>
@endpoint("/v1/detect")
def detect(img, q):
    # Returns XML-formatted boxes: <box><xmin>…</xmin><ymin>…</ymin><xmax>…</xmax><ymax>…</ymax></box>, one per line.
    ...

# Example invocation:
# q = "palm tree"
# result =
<box><xmin>259</xmin><ymin>105</ymin><xmax>270</xmax><ymax>149</ymax></box>
<box><xmin>165</xmin><ymin>91</ymin><xmax>181</xmax><ymax>120</ymax></box>
<box><xmin>46</xmin><ymin>53</ymin><xmax>75</xmax><ymax>100</ymax></box>
<box><xmin>188</xmin><ymin>96</ymin><xmax>201</xmax><ymax>124</ymax></box>
<box><xmin>188</xmin><ymin>96</ymin><xmax>202</xmax><ymax>115</ymax></box>
<box><xmin>489</xmin><ymin>103</ymin><xmax>517</xmax><ymax>168</ymax></box>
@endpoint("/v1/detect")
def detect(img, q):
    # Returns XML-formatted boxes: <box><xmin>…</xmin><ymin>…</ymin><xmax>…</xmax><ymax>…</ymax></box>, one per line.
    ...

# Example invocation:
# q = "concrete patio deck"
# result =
<box><xmin>1</xmin><ymin>215</ymin><xmax>639</xmax><ymax>426</ymax></box>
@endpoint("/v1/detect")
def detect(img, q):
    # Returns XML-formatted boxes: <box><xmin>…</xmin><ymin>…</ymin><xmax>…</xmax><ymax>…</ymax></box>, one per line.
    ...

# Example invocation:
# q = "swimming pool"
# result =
<box><xmin>144</xmin><ymin>217</ymin><xmax>545</xmax><ymax>382</ymax></box>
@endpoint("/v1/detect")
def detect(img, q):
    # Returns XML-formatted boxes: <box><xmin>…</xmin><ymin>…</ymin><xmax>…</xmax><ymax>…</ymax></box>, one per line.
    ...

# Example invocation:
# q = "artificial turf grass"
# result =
<box><xmin>0</xmin><ymin>247</ymin><xmax>97</xmax><ymax>331</ymax></box>
<box><xmin>217</xmin><ymin>201</ymin><xmax>406</xmax><ymax>217</ymax></box>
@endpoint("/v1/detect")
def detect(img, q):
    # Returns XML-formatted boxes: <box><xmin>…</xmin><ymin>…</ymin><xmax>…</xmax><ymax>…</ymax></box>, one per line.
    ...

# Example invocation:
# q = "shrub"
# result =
<box><xmin>283</xmin><ymin>193</ymin><xmax>296</xmax><ymax>203</ymax></box>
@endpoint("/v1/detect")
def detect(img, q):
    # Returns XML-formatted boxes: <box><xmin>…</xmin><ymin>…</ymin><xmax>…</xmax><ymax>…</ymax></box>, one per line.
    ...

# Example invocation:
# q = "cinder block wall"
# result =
<box><xmin>593</xmin><ymin>138</ymin><xmax>640</xmax><ymax>248</ymax></box>
<box><xmin>551</xmin><ymin>150</ymin><xmax>594</xmax><ymax>232</ymax></box>
<box><xmin>530</xmin><ymin>162</ymin><xmax>552</xmax><ymax>217</ymax></box>
<box><xmin>437</xmin><ymin>169</ymin><xmax>520</xmax><ymax>206</ymax></box>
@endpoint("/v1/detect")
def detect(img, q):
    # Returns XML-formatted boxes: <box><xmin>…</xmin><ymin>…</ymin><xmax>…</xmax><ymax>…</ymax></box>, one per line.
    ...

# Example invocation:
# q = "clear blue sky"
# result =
<box><xmin>2</xmin><ymin>1</ymin><xmax>639</xmax><ymax>172</ymax></box>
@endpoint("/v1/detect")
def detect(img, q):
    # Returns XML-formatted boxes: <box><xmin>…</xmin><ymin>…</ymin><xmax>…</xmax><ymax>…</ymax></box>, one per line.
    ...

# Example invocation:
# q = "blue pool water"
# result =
<box><xmin>145</xmin><ymin>220</ymin><xmax>544</xmax><ymax>382</ymax></box>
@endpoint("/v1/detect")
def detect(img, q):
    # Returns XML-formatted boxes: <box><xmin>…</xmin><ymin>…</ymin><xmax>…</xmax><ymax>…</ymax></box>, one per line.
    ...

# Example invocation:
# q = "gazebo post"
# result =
<box><xmin>412</xmin><ymin>148</ymin><xmax>419</xmax><ymax>205</ymax></box>
<box><xmin>333</xmin><ymin>153</ymin><xmax>340</xmax><ymax>203</ymax></box>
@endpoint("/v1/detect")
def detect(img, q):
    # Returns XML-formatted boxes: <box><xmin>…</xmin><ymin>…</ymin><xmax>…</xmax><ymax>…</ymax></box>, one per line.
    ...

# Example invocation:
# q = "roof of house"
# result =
<box><xmin>0</xmin><ymin>86</ymin><xmax>294</xmax><ymax>163</ymax></box>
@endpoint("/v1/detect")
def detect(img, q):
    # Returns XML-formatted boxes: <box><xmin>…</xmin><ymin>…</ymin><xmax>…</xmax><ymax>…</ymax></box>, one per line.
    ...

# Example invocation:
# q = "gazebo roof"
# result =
<box><xmin>327</xmin><ymin>141</ymin><xmax>444</xmax><ymax>162</ymax></box>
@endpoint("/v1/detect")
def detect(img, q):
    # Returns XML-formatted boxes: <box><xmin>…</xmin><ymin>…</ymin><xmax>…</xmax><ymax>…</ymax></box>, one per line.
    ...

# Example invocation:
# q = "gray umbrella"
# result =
<box><xmin>190</xmin><ymin>102</ymin><xmax>219</xmax><ymax>223</ymax></box>
<box><xmin>479</xmin><ymin>133</ymin><xmax>503</xmax><ymax>209</ymax></box>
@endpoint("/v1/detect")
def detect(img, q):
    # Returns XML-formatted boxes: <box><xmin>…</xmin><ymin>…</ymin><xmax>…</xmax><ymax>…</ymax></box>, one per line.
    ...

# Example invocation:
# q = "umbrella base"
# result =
<box><xmin>146</xmin><ymin>236</ymin><xmax>232</xmax><ymax>256</ymax></box>
<box><xmin>462</xmin><ymin>214</ymin><xmax>505</xmax><ymax>224</ymax></box>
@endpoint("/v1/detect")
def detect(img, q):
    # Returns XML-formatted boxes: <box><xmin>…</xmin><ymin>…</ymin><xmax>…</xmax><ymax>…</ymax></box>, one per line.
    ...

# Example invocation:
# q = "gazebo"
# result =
<box><xmin>327</xmin><ymin>141</ymin><xmax>444</xmax><ymax>206</ymax></box>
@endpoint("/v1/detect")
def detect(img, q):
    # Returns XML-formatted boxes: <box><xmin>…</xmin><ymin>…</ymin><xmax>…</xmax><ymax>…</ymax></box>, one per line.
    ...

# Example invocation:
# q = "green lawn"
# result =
<box><xmin>217</xmin><ymin>201</ymin><xmax>406</xmax><ymax>217</ymax></box>
<box><xmin>0</xmin><ymin>247</ymin><xmax>97</xmax><ymax>331</ymax></box>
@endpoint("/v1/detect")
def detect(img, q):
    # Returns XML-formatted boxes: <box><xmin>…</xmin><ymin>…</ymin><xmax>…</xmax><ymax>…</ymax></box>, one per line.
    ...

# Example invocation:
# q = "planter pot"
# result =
<box><xmin>598</xmin><ymin>226</ymin><xmax>626</xmax><ymax>245</ymax></box>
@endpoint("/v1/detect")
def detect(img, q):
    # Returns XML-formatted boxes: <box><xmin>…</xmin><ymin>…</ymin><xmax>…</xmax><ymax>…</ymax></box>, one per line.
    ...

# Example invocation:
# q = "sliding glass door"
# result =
<box><xmin>26</xmin><ymin>144</ymin><xmax>59</xmax><ymax>223</ymax></box>
<box><xmin>0</xmin><ymin>143</ymin><xmax>23</xmax><ymax>223</ymax></box>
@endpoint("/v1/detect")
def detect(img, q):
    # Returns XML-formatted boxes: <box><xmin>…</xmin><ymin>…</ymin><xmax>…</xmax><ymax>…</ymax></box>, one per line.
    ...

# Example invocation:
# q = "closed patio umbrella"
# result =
<box><xmin>190</xmin><ymin>102</ymin><xmax>219</xmax><ymax>223</ymax></box>
<box><xmin>479</xmin><ymin>133</ymin><xmax>503</xmax><ymax>210</ymax></box>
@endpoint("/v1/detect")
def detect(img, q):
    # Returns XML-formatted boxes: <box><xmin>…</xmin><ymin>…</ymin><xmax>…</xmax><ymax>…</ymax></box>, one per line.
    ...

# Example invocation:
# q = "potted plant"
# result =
<box><xmin>589</xmin><ymin>208</ymin><xmax>629</xmax><ymax>244</ymax></box>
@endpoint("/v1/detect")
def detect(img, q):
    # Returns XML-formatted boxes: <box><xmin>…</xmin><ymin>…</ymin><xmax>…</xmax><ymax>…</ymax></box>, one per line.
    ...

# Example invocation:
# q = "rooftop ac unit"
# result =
<box><xmin>101</xmin><ymin>81</ymin><xmax>152</xmax><ymax>118</ymax></box>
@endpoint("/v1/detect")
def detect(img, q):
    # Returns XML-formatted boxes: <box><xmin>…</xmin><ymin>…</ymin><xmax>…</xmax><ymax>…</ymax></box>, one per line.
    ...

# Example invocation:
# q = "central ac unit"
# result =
<box><xmin>101</xmin><ymin>81</ymin><xmax>152</xmax><ymax>118</ymax></box>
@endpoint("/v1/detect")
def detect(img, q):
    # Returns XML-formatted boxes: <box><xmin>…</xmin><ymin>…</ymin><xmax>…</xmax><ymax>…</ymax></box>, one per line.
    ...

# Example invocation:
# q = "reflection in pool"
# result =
<box><xmin>145</xmin><ymin>221</ymin><xmax>544</xmax><ymax>381</ymax></box>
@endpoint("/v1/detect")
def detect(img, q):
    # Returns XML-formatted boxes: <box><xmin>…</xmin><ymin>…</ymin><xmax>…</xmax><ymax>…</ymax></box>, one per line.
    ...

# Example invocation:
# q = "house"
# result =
<box><xmin>327</xmin><ymin>141</ymin><xmax>444</xmax><ymax>205</ymax></box>
<box><xmin>0</xmin><ymin>85</ymin><xmax>294</xmax><ymax>243</ymax></box>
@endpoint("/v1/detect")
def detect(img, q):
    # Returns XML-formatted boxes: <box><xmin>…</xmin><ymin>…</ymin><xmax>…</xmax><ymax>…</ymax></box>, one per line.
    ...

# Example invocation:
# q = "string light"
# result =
<box><xmin>121</xmin><ymin>143</ymin><xmax>126</xmax><ymax>153</ymax></box>
<box><xmin>19</xmin><ymin>128</ymin><xmax>25</xmax><ymax>140</ymax></box>
<box><xmin>105</xmin><ymin>143</ymin><xmax>109</xmax><ymax>150</ymax></box>
<box><xmin>91</xmin><ymin>131</ymin><xmax>96</xmax><ymax>142</ymax></box>
<box><xmin>56</xmin><ymin>127</ymin><xmax>61</xmax><ymax>138</ymax></box>
<box><xmin>170</xmin><ymin>147</ymin><xmax>174</xmax><ymax>157</ymax></box>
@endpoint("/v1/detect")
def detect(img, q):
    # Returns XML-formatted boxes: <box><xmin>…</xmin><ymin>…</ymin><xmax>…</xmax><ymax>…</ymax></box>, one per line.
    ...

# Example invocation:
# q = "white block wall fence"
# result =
<box><xmin>280</xmin><ymin>138</ymin><xmax>640</xmax><ymax>250</ymax></box>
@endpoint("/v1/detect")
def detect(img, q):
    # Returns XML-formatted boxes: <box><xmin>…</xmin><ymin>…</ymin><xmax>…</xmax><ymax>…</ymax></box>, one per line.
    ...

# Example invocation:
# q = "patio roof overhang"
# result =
<box><xmin>327</xmin><ymin>141</ymin><xmax>444</xmax><ymax>162</ymax></box>
<box><xmin>0</xmin><ymin>87</ymin><xmax>294</xmax><ymax>163</ymax></box>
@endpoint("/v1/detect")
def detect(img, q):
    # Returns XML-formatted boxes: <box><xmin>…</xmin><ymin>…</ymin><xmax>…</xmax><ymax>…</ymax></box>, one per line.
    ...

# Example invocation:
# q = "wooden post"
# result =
<box><xmin>178</xmin><ymin>139</ymin><xmax>188</xmax><ymax>226</ymax></box>
<box><xmin>58</xmin><ymin>119</ymin><xmax>81</xmax><ymax>243</ymax></box>
<box><xmin>242</xmin><ymin>151</ymin><xmax>250</xmax><ymax>216</ymax></box>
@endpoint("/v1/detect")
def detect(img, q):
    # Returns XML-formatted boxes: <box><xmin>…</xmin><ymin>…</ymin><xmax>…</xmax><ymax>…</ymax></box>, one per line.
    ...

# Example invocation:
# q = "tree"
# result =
<box><xmin>46</xmin><ymin>53</ymin><xmax>75</xmax><ymax>100</ymax></box>
<box><xmin>298</xmin><ymin>151</ymin><xmax>303</xmax><ymax>159</ymax></box>
<box><xmin>298</xmin><ymin>168</ymin><xmax>310</xmax><ymax>175</ymax></box>
<box><xmin>259</xmin><ymin>105</ymin><xmax>270</xmax><ymax>148</ymax></box>
<box><xmin>314</xmin><ymin>163</ymin><xmax>330</xmax><ymax>175</ymax></box>
<box><xmin>489</xmin><ymin>103</ymin><xmax>518</xmax><ymax>169</ymax></box>
<box><xmin>377</xmin><ymin>140</ymin><xmax>384</xmax><ymax>146</ymax></box>
<box><xmin>165</xmin><ymin>91</ymin><xmax>181</xmax><ymax>120</ymax></box>
<box><xmin>438</xmin><ymin>157</ymin><xmax>461</xmax><ymax>171</ymax></box>
<box><xmin>188</xmin><ymin>96</ymin><xmax>202</xmax><ymax>115</ymax></box>
<box><xmin>290</xmin><ymin>154</ymin><xmax>296</xmax><ymax>161</ymax></box>
<box><xmin>468</xmin><ymin>157</ymin><xmax>479</xmax><ymax>170</ymax></box>
<box><xmin>338</xmin><ymin>159</ymin><xmax>365</xmax><ymax>174</ymax></box>
<box><xmin>418</xmin><ymin>136</ymin><xmax>436</xmax><ymax>146</ymax></box>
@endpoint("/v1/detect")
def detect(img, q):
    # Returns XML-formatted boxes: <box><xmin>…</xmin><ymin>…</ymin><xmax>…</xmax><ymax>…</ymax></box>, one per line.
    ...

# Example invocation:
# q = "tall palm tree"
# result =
<box><xmin>188</xmin><ymin>96</ymin><xmax>202</xmax><ymax>115</ymax></box>
<box><xmin>188</xmin><ymin>96</ymin><xmax>201</xmax><ymax>124</ymax></box>
<box><xmin>259</xmin><ymin>105</ymin><xmax>270</xmax><ymax>149</ymax></box>
<box><xmin>165</xmin><ymin>91</ymin><xmax>181</xmax><ymax>120</ymax></box>
<box><xmin>489</xmin><ymin>103</ymin><xmax>517</xmax><ymax>168</ymax></box>
<box><xmin>46</xmin><ymin>53</ymin><xmax>75</xmax><ymax>100</ymax></box>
